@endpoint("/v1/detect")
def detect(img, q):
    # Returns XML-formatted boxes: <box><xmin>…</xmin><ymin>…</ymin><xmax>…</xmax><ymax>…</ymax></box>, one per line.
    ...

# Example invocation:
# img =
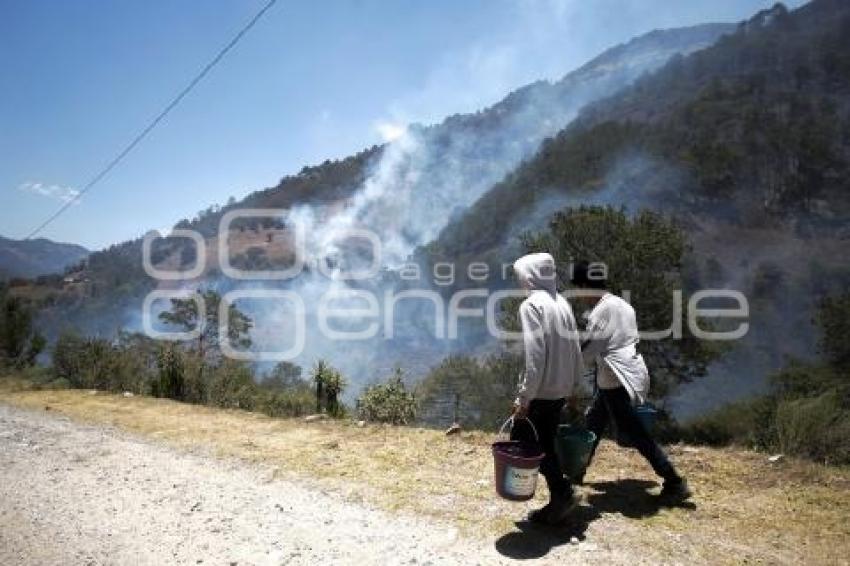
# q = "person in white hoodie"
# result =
<box><xmin>511</xmin><ymin>252</ymin><xmax>584</xmax><ymax>524</ymax></box>
<box><xmin>571</xmin><ymin>260</ymin><xmax>692</xmax><ymax>503</ymax></box>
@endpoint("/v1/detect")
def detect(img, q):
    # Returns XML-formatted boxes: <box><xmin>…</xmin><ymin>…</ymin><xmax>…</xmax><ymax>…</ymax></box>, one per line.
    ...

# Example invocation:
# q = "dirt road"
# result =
<box><xmin>0</xmin><ymin>404</ymin><xmax>608</xmax><ymax>565</ymax></box>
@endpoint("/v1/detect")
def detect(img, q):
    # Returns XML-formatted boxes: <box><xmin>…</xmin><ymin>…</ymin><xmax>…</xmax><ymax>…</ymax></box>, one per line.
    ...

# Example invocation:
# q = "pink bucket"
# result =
<box><xmin>492</xmin><ymin>417</ymin><xmax>544</xmax><ymax>501</ymax></box>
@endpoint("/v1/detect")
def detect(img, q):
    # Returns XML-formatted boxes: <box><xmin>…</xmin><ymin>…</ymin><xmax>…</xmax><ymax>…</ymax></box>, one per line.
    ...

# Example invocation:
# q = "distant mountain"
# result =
<box><xmin>0</xmin><ymin>236</ymin><xmax>89</xmax><ymax>280</ymax></box>
<box><xmin>22</xmin><ymin>20</ymin><xmax>734</xmax><ymax>344</ymax></box>
<box><xmin>19</xmin><ymin>0</ymin><xmax>846</xmax><ymax>421</ymax></box>
<box><xmin>171</xmin><ymin>20</ymin><xmax>734</xmax><ymax>260</ymax></box>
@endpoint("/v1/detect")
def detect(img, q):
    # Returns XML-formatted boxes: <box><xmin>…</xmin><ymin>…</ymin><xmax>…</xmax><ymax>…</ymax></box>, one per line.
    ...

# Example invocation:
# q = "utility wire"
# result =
<box><xmin>25</xmin><ymin>0</ymin><xmax>278</xmax><ymax>240</ymax></box>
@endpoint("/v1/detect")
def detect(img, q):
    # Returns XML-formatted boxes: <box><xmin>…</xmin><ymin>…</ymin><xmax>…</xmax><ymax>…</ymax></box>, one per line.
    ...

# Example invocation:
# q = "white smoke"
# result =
<box><xmin>126</xmin><ymin>25</ymin><xmax>735</xmax><ymax>394</ymax></box>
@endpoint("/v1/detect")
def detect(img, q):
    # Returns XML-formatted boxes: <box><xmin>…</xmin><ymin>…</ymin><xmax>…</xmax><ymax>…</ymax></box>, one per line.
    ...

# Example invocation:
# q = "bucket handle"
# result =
<box><xmin>498</xmin><ymin>415</ymin><xmax>540</xmax><ymax>444</ymax></box>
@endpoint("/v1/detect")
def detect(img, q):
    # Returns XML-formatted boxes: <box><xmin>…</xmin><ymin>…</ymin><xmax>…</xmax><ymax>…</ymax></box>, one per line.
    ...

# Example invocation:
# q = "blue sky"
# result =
<box><xmin>0</xmin><ymin>0</ymin><xmax>804</xmax><ymax>250</ymax></box>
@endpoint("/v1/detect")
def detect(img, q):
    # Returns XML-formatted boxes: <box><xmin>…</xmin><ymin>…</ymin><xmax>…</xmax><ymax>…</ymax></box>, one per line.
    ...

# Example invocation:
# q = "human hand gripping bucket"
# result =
<box><xmin>491</xmin><ymin>417</ymin><xmax>545</xmax><ymax>501</ymax></box>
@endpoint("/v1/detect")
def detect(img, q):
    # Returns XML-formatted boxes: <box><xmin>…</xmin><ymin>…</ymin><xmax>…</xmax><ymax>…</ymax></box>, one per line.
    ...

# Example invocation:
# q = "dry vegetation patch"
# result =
<box><xmin>1</xmin><ymin>386</ymin><xmax>848</xmax><ymax>564</ymax></box>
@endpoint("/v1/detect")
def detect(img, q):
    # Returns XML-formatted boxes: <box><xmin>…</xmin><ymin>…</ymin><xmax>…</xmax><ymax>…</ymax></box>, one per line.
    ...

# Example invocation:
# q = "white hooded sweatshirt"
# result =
<box><xmin>513</xmin><ymin>253</ymin><xmax>584</xmax><ymax>406</ymax></box>
<box><xmin>582</xmin><ymin>293</ymin><xmax>650</xmax><ymax>405</ymax></box>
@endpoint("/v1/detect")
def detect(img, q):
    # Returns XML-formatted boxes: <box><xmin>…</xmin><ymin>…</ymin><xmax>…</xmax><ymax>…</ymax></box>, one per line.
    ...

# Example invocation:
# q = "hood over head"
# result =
<box><xmin>513</xmin><ymin>252</ymin><xmax>557</xmax><ymax>294</ymax></box>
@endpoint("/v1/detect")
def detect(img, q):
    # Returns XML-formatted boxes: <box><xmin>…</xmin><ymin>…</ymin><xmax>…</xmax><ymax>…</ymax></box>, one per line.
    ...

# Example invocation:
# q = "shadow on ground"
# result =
<box><xmin>493</xmin><ymin>505</ymin><xmax>601</xmax><ymax>560</ymax></box>
<box><xmin>494</xmin><ymin>479</ymin><xmax>696</xmax><ymax>559</ymax></box>
<box><xmin>585</xmin><ymin>479</ymin><xmax>696</xmax><ymax>518</ymax></box>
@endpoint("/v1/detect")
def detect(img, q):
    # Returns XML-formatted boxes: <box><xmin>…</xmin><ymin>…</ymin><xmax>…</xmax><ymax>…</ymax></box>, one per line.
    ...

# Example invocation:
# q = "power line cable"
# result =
<box><xmin>25</xmin><ymin>0</ymin><xmax>278</xmax><ymax>240</ymax></box>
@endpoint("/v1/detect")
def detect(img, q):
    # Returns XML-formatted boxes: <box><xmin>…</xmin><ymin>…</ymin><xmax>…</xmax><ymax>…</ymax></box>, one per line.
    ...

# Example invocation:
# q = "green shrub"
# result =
<box><xmin>677</xmin><ymin>395</ymin><xmax>777</xmax><ymax>449</ymax></box>
<box><xmin>155</xmin><ymin>344</ymin><xmax>185</xmax><ymax>400</ymax></box>
<box><xmin>255</xmin><ymin>362</ymin><xmax>312</xmax><ymax>418</ymax></box>
<box><xmin>43</xmin><ymin>377</ymin><xmax>71</xmax><ymax>390</ymax></box>
<box><xmin>52</xmin><ymin>335</ymin><xmax>116</xmax><ymax>390</ymax></box>
<box><xmin>112</xmin><ymin>332</ymin><xmax>158</xmax><ymax>394</ymax></box>
<box><xmin>772</xmin><ymin>362</ymin><xmax>844</xmax><ymax>399</ymax></box>
<box><xmin>260</xmin><ymin>361</ymin><xmax>304</xmax><ymax>391</ymax></box>
<box><xmin>416</xmin><ymin>353</ymin><xmax>522</xmax><ymax>430</ymax></box>
<box><xmin>16</xmin><ymin>364</ymin><xmax>53</xmax><ymax>387</ymax></box>
<box><xmin>82</xmin><ymin>338</ymin><xmax>118</xmax><ymax>390</ymax></box>
<box><xmin>180</xmin><ymin>355</ymin><xmax>208</xmax><ymax>405</ymax></box>
<box><xmin>357</xmin><ymin>369</ymin><xmax>417</xmax><ymax>425</ymax></box>
<box><xmin>675</xmin><ymin>293</ymin><xmax>850</xmax><ymax>465</ymax></box>
<box><xmin>742</xmin><ymin>394</ymin><xmax>780</xmax><ymax>451</ymax></box>
<box><xmin>257</xmin><ymin>388</ymin><xmax>314</xmax><ymax>418</ymax></box>
<box><xmin>311</xmin><ymin>360</ymin><xmax>347</xmax><ymax>417</ymax></box>
<box><xmin>678</xmin><ymin>372</ymin><xmax>849</xmax><ymax>464</ymax></box>
<box><xmin>0</xmin><ymin>295</ymin><xmax>45</xmax><ymax>369</ymax></box>
<box><xmin>52</xmin><ymin>331</ymin><xmax>87</xmax><ymax>386</ymax></box>
<box><xmin>775</xmin><ymin>389</ymin><xmax>850</xmax><ymax>465</ymax></box>
<box><xmin>208</xmin><ymin>360</ymin><xmax>258</xmax><ymax>410</ymax></box>
<box><xmin>52</xmin><ymin>330</ymin><xmax>158</xmax><ymax>394</ymax></box>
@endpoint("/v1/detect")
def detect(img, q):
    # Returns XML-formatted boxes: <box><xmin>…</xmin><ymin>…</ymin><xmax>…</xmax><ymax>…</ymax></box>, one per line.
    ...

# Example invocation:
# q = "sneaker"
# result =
<box><xmin>544</xmin><ymin>492</ymin><xmax>579</xmax><ymax>525</ymax></box>
<box><xmin>659</xmin><ymin>478</ymin><xmax>693</xmax><ymax>503</ymax></box>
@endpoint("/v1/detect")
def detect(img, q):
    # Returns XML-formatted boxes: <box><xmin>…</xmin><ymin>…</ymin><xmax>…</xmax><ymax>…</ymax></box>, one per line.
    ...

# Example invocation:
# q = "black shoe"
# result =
<box><xmin>659</xmin><ymin>478</ymin><xmax>692</xmax><ymax>503</ymax></box>
<box><xmin>527</xmin><ymin>503</ymin><xmax>553</xmax><ymax>524</ymax></box>
<box><xmin>544</xmin><ymin>492</ymin><xmax>578</xmax><ymax>525</ymax></box>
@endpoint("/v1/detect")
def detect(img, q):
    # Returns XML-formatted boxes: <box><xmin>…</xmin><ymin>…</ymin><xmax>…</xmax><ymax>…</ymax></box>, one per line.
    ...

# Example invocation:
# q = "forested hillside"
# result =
<box><xmin>10</xmin><ymin>22</ymin><xmax>731</xmax><ymax>342</ymax></box>
<box><xmin>435</xmin><ymin>1</ymin><xmax>850</xmax><ymax>258</ymax></box>
<box><xmin>427</xmin><ymin>0</ymin><xmax>850</xmax><ymax>415</ymax></box>
<box><xmin>10</xmin><ymin>1</ymin><xmax>849</xmax><ymax>420</ymax></box>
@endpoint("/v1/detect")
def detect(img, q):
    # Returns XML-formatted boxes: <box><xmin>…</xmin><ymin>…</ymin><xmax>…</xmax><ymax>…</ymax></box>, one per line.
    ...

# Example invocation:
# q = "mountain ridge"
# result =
<box><xmin>0</xmin><ymin>235</ymin><xmax>89</xmax><ymax>280</ymax></box>
<box><xmin>9</xmin><ymin>20</ymin><xmax>735</xmax><ymax>345</ymax></box>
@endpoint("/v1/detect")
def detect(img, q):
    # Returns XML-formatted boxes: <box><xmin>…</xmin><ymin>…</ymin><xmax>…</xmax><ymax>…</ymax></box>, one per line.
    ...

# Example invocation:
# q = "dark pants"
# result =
<box><xmin>511</xmin><ymin>398</ymin><xmax>571</xmax><ymax>499</ymax></box>
<box><xmin>585</xmin><ymin>387</ymin><xmax>680</xmax><ymax>482</ymax></box>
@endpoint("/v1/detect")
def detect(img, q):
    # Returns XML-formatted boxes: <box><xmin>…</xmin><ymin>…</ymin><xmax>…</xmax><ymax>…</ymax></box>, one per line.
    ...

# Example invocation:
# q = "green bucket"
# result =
<box><xmin>554</xmin><ymin>424</ymin><xmax>597</xmax><ymax>481</ymax></box>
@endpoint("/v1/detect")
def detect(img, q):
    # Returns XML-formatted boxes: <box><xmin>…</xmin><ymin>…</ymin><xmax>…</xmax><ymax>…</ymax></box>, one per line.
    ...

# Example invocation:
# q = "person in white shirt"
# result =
<box><xmin>571</xmin><ymin>260</ymin><xmax>692</xmax><ymax>503</ymax></box>
<box><xmin>511</xmin><ymin>252</ymin><xmax>584</xmax><ymax>524</ymax></box>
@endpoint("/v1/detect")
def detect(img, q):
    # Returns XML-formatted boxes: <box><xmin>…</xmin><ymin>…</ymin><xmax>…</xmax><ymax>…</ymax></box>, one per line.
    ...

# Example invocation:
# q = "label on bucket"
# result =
<box><xmin>504</xmin><ymin>465</ymin><xmax>538</xmax><ymax>497</ymax></box>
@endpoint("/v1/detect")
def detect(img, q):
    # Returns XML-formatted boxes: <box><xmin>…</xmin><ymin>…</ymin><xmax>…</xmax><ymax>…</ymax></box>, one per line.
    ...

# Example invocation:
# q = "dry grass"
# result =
<box><xmin>1</xmin><ymin>385</ymin><xmax>848</xmax><ymax>564</ymax></box>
